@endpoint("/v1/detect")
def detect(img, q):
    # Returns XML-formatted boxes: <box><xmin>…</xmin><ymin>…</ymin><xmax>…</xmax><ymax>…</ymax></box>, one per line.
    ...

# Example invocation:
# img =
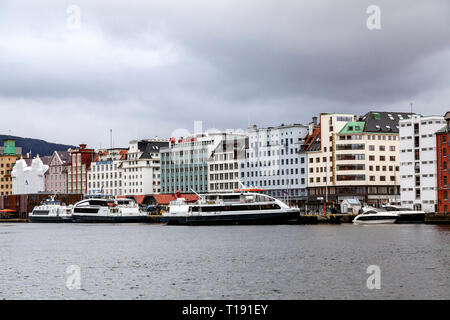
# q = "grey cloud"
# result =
<box><xmin>0</xmin><ymin>0</ymin><xmax>449</xmax><ymax>147</ymax></box>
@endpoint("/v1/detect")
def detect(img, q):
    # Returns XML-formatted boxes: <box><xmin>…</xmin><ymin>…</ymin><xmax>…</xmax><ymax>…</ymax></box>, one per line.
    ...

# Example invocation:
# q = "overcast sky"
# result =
<box><xmin>0</xmin><ymin>0</ymin><xmax>449</xmax><ymax>149</ymax></box>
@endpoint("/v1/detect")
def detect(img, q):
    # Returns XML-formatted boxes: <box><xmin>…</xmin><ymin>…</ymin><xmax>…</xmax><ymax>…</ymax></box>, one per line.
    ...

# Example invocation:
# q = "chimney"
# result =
<box><xmin>312</xmin><ymin>116</ymin><xmax>318</xmax><ymax>125</ymax></box>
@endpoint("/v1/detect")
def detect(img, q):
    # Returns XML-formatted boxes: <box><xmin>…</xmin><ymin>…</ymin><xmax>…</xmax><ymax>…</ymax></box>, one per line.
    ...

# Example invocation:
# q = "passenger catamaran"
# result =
<box><xmin>29</xmin><ymin>195</ymin><xmax>73</xmax><ymax>223</ymax></box>
<box><xmin>71</xmin><ymin>194</ymin><xmax>148</xmax><ymax>223</ymax></box>
<box><xmin>161</xmin><ymin>184</ymin><xmax>300</xmax><ymax>225</ymax></box>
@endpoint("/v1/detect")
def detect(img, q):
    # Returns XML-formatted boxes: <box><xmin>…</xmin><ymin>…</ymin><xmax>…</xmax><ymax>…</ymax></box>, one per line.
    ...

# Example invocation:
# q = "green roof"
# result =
<box><xmin>339</xmin><ymin>121</ymin><xmax>365</xmax><ymax>134</ymax></box>
<box><xmin>435</xmin><ymin>125</ymin><xmax>448</xmax><ymax>134</ymax></box>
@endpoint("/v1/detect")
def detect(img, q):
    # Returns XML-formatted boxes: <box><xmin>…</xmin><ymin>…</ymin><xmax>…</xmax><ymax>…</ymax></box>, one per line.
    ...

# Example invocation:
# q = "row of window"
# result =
<box><xmin>244</xmin><ymin>168</ymin><xmax>306</xmax><ymax>178</ymax></box>
<box><xmin>243</xmin><ymin>178</ymin><xmax>305</xmax><ymax>187</ymax></box>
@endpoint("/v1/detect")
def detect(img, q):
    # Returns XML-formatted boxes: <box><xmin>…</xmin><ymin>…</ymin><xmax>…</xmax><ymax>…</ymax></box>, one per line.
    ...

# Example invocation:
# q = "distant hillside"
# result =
<box><xmin>0</xmin><ymin>135</ymin><xmax>76</xmax><ymax>157</ymax></box>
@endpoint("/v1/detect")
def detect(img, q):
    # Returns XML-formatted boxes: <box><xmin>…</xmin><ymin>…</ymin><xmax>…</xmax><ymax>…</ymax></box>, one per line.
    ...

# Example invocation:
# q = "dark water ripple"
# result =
<box><xmin>0</xmin><ymin>223</ymin><xmax>448</xmax><ymax>300</ymax></box>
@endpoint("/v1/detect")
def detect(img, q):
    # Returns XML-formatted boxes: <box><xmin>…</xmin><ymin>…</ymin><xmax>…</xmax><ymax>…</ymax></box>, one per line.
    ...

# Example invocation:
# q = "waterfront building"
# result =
<box><xmin>0</xmin><ymin>139</ymin><xmax>21</xmax><ymax>196</ymax></box>
<box><xmin>399</xmin><ymin>114</ymin><xmax>446</xmax><ymax>212</ymax></box>
<box><xmin>11</xmin><ymin>156</ymin><xmax>49</xmax><ymax>195</ymax></box>
<box><xmin>67</xmin><ymin>144</ymin><xmax>95</xmax><ymax>194</ymax></box>
<box><xmin>240</xmin><ymin>123</ymin><xmax>308</xmax><ymax>206</ymax></box>
<box><xmin>122</xmin><ymin>139</ymin><xmax>168</xmax><ymax>195</ymax></box>
<box><xmin>305</xmin><ymin>112</ymin><xmax>411</xmax><ymax>211</ymax></box>
<box><xmin>208</xmin><ymin>133</ymin><xmax>247</xmax><ymax>192</ymax></box>
<box><xmin>87</xmin><ymin>148</ymin><xmax>127</xmax><ymax>196</ymax></box>
<box><xmin>436</xmin><ymin>111</ymin><xmax>450</xmax><ymax>213</ymax></box>
<box><xmin>45</xmin><ymin>151</ymin><xmax>70</xmax><ymax>193</ymax></box>
<box><xmin>161</xmin><ymin>132</ymin><xmax>245</xmax><ymax>194</ymax></box>
<box><xmin>303</xmin><ymin>113</ymin><xmax>356</xmax><ymax>211</ymax></box>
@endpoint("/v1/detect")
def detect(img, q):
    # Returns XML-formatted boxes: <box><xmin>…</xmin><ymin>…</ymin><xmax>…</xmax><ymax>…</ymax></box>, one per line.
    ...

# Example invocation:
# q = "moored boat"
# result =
<box><xmin>29</xmin><ymin>196</ymin><xmax>73</xmax><ymax>223</ymax></box>
<box><xmin>353</xmin><ymin>206</ymin><xmax>398</xmax><ymax>224</ymax></box>
<box><xmin>71</xmin><ymin>194</ymin><xmax>148</xmax><ymax>223</ymax></box>
<box><xmin>161</xmin><ymin>189</ymin><xmax>299</xmax><ymax>225</ymax></box>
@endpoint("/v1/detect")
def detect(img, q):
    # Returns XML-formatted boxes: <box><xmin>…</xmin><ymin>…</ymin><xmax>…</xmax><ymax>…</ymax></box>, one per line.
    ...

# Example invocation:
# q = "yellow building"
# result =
<box><xmin>0</xmin><ymin>139</ymin><xmax>21</xmax><ymax>196</ymax></box>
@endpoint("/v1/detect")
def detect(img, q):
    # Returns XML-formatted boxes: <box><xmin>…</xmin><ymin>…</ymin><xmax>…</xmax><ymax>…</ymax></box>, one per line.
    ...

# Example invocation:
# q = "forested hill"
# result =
<box><xmin>0</xmin><ymin>135</ymin><xmax>76</xmax><ymax>157</ymax></box>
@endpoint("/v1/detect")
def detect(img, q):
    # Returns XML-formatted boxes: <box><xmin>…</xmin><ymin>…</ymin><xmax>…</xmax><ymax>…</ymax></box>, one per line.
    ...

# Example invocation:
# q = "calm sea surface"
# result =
<box><xmin>0</xmin><ymin>223</ymin><xmax>448</xmax><ymax>300</ymax></box>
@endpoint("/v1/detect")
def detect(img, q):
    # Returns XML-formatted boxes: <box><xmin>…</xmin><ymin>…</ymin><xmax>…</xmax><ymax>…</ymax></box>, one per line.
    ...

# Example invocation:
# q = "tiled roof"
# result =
<box><xmin>301</xmin><ymin>127</ymin><xmax>321</xmax><ymax>152</ymax></box>
<box><xmin>152</xmin><ymin>194</ymin><xmax>199</xmax><ymax>205</ymax></box>
<box><xmin>361</xmin><ymin>111</ymin><xmax>414</xmax><ymax>133</ymax></box>
<box><xmin>137</xmin><ymin>141</ymin><xmax>169</xmax><ymax>160</ymax></box>
<box><xmin>120</xmin><ymin>150</ymin><xmax>128</xmax><ymax>160</ymax></box>
<box><xmin>56</xmin><ymin>151</ymin><xmax>70</xmax><ymax>164</ymax></box>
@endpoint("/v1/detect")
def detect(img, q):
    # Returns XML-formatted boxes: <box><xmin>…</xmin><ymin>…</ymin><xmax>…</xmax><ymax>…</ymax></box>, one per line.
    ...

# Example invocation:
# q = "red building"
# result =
<box><xmin>67</xmin><ymin>144</ymin><xmax>95</xmax><ymax>194</ymax></box>
<box><xmin>436</xmin><ymin>112</ymin><xmax>450</xmax><ymax>213</ymax></box>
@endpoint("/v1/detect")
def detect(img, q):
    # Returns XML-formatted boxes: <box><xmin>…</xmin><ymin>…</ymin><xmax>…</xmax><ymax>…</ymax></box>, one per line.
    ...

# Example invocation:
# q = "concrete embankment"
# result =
<box><xmin>296</xmin><ymin>214</ymin><xmax>355</xmax><ymax>224</ymax></box>
<box><xmin>425</xmin><ymin>213</ymin><xmax>450</xmax><ymax>224</ymax></box>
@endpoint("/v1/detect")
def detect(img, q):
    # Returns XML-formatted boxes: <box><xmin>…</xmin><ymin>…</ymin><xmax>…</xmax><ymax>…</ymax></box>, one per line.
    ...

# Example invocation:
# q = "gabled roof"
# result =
<box><xmin>120</xmin><ymin>150</ymin><xmax>128</xmax><ymax>160</ymax></box>
<box><xmin>137</xmin><ymin>141</ymin><xmax>169</xmax><ymax>160</ymax></box>
<box><xmin>301</xmin><ymin>127</ymin><xmax>321</xmax><ymax>152</ymax></box>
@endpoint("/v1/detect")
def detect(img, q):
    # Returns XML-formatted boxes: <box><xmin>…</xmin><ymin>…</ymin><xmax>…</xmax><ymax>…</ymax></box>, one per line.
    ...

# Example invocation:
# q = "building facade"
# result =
<box><xmin>122</xmin><ymin>139</ymin><xmax>168</xmax><ymax>195</ymax></box>
<box><xmin>305</xmin><ymin>112</ymin><xmax>409</xmax><ymax>211</ymax></box>
<box><xmin>399</xmin><ymin>114</ymin><xmax>446</xmax><ymax>212</ymax></box>
<box><xmin>240</xmin><ymin>124</ymin><xmax>308</xmax><ymax>205</ymax></box>
<box><xmin>45</xmin><ymin>151</ymin><xmax>70</xmax><ymax>193</ymax></box>
<box><xmin>0</xmin><ymin>139</ymin><xmax>21</xmax><ymax>196</ymax></box>
<box><xmin>161</xmin><ymin>132</ymin><xmax>245</xmax><ymax>194</ymax></box>
<box><xmin>67</xmin><ymin>144</ymin><xmax>95</xmax><ymax>194</ymax></box>
<box><xmin>303</xmin><ymin>113</ymin><xmax>356</xmax><ymax>211</ymax></box>
<box><xmin>436</xmin><ymin>111</ymin><xmax>450</xmax><ymax>213</ymax></box>
<box><xmin>87</xmin><ymin>148</ymin><xmax>127</xmax><ymax>196</ymax></box>
<box><xmin>208</xmin><ymin>133</ymin><xmax>247</xmax><ymax>192</ymax></box>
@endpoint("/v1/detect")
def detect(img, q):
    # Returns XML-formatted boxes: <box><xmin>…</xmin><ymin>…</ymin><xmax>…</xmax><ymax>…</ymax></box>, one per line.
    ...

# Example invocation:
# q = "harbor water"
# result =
<box><xmin>0</xmin><ymin>223</ymin><xmax>449</xmax><ymax>300</ymax></box>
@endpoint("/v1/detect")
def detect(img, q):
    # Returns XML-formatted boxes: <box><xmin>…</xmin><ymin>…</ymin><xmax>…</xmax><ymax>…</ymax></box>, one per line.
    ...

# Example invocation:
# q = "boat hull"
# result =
<box><xmin>353</xmin><ymin>218</ymin><xmax>397</xmax><ymax>225</ymax></box>
<box><xmin>71</xmin><ymin>214</ymin><xmax>149</xmax><ymax>223</ymax></box>
<box><xmin>28</xmin><ymin>216</ymin><xmax>72</xmax><ymax>223</ymax></box>
<box><xmin>161</xmin><ymin>210</ymin><xmax>299</xmax><ymax>225</ymax></box>
<box><xmin>395</xmin><ymin>213</ymin><xmax>425</xmax><ymax>224</ymax></box>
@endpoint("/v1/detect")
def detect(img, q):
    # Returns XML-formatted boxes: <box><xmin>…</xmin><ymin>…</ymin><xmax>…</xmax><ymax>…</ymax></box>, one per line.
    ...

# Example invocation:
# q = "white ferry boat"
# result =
<box><xmin>353</xmin><ymin>206</ymin><xmax>398</xmax><ymax>224</ymax></box>
<box><xmin>71</xmin><ymin>194</ymin><xmax>148</xmax><ymax>223</ymax></box>
<box><xmin>29</xmin><ymin>196</ymin><xmax>73</xmax><ymax>223</ymax></box>
<box><xmin>161</xmin><ymin>189</ymin><xmax>300</xmax><ymax>225</ymax></box>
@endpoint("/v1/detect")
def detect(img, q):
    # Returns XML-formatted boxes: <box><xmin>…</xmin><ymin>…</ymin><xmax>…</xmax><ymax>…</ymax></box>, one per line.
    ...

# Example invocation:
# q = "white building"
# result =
<box><xmin>122</xmin><ymin>139</ymin><xmax>169</xmax><ymax>195</ymax></box>
<box><xmin>87</xmin><ymin>148</ymin><xmax>127</xmax><ymax>196</ymax></box>
<box><xmin>399</xmin><ymin>114</ymin><xmax>446</xmax><ymax>212</ymax></box>
<box><xmin>11</xmin><ymin>156</ymin><xmax>49</xmax><ymax>195</ymax></box>
<box><xmin>240</xmin><ymin>123</ymin><xmax>309</xmax><ymax>205</ymax></box>
<box><xmin>161</xmin><ymin>132</ymin><xmax>246</xmax><ymax>194</ymax></box>
<box><xmin>207</xmin><ymin>133</ymin><xmax>247</xmax><ymax>192</ymax></box>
